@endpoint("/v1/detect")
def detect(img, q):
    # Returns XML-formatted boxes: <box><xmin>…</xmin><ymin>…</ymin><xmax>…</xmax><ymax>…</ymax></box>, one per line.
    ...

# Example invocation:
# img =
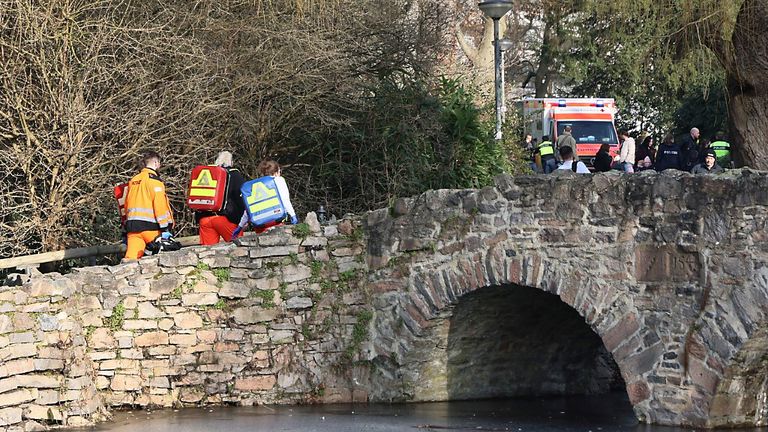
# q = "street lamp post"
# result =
<box><xmin>478</xmin><ymin>0</ymin><xmax>513</xmax><ymax>141</ymax></box>
<box><xmin>497</xmin><ymin>38</ymin><xmax>515</xmax><ymax>122</ymax></box>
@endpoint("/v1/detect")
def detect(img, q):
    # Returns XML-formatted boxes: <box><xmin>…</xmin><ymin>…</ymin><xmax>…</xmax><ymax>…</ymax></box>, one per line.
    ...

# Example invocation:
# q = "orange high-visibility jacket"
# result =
<box><xmin>124</xmin><ymin>168</ymin><xmax>174</xmax><ymax>233</ymax></box>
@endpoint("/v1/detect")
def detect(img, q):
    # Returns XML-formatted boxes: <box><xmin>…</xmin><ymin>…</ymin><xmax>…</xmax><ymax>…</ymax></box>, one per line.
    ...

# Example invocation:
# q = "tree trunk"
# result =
<box><xmin>457</xmin><ymin>17</ymin><xmax>507</xmax><ymax>95</ymax></box>
<box><xmin>534</xmin><ymin>19</ymin><xmax>556</xmax><ymax>97</ymax></box>
<box><xmin>723</xmin><ymin>0</ymin><xmax>768</xmax><ymax>169</ymax></box>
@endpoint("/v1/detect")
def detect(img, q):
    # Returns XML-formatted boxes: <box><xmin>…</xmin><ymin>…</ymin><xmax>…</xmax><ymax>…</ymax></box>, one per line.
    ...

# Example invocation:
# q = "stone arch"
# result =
<box><xmin>369</xmin><ymin>247</ymin><xmax>661</xmax><ymax>423</ymax></box>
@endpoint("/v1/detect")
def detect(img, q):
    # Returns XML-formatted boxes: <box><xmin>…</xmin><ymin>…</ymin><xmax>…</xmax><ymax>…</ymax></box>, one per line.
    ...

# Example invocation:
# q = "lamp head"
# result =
<box><xmin>478</xmin><ymin>0</ymin><xmax>514</xmax><ymax>19</ymax></box>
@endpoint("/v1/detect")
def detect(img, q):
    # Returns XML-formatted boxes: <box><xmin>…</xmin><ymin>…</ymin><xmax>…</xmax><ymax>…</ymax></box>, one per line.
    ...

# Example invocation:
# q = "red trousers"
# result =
<box><xmin>199</xmin><ymin>215</ymin><xmax>239</xmax><ymax>245</ymax></box>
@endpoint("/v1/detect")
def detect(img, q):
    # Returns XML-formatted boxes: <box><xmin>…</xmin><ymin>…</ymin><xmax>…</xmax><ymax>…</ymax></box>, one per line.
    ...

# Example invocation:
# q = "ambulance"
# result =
<box><xmin>521</xmin><ymin>98</ymin><xmax>620</xmax><ymax>166</ymax></box>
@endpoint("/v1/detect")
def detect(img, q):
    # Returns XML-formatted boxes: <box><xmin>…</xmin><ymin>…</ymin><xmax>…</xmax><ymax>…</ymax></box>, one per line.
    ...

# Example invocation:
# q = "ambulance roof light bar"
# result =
<box><xmin>558</xmin><ymin>99</ymin><xmax>566</xmax><ymax>107</ymax></box>
<box><xmin>596</xmin><ymin>99</ymin><xmax>604</xmax><ymax>107</ymax></box>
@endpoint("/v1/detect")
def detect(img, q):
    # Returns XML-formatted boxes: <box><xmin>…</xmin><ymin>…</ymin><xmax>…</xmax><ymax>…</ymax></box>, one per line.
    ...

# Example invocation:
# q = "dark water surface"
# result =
<box><xmin>85</xmin><ymin>393</ymin><xmax>767</xmax><ymax>432</ymax></box>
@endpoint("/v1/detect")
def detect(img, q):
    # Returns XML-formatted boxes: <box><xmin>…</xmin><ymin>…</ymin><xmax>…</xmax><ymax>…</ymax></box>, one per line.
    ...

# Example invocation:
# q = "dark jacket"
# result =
<box><xmin>679</xmin><ymin>135</ymin><xmax>699</xmax><ymax>171</ymax></box>
<box><xmin>195</xmin><ymin>167</ymin><xmax>247</xmax><ymax>224</ymax></box>
<box><xmin>691</xmin><ymin>163</ymin><xmax>724</xmax><ymax>174</ymax></box>
<box><xmin>635</xmin><ymin>144</ymin><xmax>654</xmax><ymax>165</ymax></box>
<box><xmin>594</xmin><ymin>149</ymin><xmax>613</xmax><ymax>172</ymax></box>
<box><xmin>655</xmin><ymin>143</ymin><xmax>684</xmax><ymax>171</ymax></box>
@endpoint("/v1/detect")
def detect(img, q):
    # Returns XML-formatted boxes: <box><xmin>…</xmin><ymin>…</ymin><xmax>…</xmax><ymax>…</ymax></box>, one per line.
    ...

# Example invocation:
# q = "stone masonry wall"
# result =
<box><xmin>362</xmin><ymin>169</ymin><xmax>768</xmax><ymax>428</ymax></box>
<box><xmin>1</xmin><ymin>169</ymin><xmax>768</xmax><ymax>430</ymax></box>
<box><xmin>0</xmin><ymin>217</ymin><xmax>373</xmax><ymax>430</ymax></box>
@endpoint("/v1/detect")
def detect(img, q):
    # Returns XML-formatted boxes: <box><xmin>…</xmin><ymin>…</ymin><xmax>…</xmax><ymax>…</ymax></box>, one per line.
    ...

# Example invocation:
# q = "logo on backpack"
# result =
<box><xmin>186</xmin><ymin>165</ymin><xmax>230</xmax><ymax>212</ymax></box>
<box><xmin>241</xmin><ymin>177</ymin><xmax>286</xmax><ymax>227</ymax></box>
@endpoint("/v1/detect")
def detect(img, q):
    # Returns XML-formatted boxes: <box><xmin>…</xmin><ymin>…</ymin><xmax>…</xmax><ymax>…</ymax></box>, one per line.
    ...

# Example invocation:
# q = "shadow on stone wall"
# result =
<box><xmin>446</xmin><ymin>284</ymin><xmax>625</xmax><ymax>400</ymax></box>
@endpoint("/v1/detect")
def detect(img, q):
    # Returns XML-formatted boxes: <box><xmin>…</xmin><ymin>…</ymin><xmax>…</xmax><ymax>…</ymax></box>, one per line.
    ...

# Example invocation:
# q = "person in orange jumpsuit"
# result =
<box><xmin>195</xmin><ymin>151</ymin><xmax>247</xmax><ymax>245</ymax></box>
<box><xmin>123</xmin><ymin>151</ymin><xmax>175</xmax><ymax>260</ymax></box>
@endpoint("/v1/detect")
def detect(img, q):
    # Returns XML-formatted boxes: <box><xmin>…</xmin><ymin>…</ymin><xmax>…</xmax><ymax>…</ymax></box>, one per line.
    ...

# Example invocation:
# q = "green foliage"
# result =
<box><xmin>673</xmin><ymin>80</ymin><xmax>728</xmax><ymax>138</ymax></box>
<box><xmin>292</xmin><ymin>223</ymin><xmax>311</xmax><ymax>239</ymax></box>
<box><xmin>213</xmin><ymin>268</ymin><xmax>230</xmax><ymax>287</ymax></box>
<box><xmin>213</xmin><ymin>299</ymin><xmax>227</xmax><ymax>310</ymax></box>
<box><xmin>309</xmin><ymin>260</ymin><xmax>323</xmax><ymax>282</ymax></box>
<box><xmin>170</xmin><ymin>285</ymin><xmax>183</xmax><ymax>300</ymax></box>
<box><xmin>562</xmin><ymin>0</ymin><xmax>733</xmax><ymax>135</ymax></box>
<box><xmin>295</xmin><ymin>77</ymin><xmax>524</xmax><ymax>218</ymax></box>
<box><xmin>196</xmin><ymin>262</ymin><xmax>211</xmax><ymax>271</ymax></box>
<box><xmin>108</xmin><ymin>302</ymin><xmax>125</xmax><ymax>331</ymax></box>
<box><xmin>344</xmin><ymin>309</ymin><xmax>374</xmax><ymax>361</ymax></box>
<box><xmin>252</xmin><ymin>289</ymin><xmax>275</xmax><ymax>308</ymax></box>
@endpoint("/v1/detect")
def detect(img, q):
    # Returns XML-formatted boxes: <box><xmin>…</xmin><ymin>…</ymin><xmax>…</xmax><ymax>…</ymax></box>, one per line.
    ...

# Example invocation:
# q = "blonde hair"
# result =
<box><xmin>258</xmin><ymin>160</ymin><xmax>280</xmax><ymax>176</ymax></box>
<box><xmin>214</xmin><ymin>151</ymin><xmax>233</xmax><ymax>168</ymax></box>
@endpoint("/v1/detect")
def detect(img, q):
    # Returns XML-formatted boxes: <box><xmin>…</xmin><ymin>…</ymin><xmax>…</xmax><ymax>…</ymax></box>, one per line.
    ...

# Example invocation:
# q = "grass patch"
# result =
<box><xmin>343</xmin><ymin>309</ymin><xmax>373</xmax><ymax>362</ymax></box>
<box><xmin>252</xmin><ymin>289</ymin><xmax>276</xmax><ymax>308</ymax></box>
<box><xmin>292</xmin><ymin>223</ymin><xmax>311</xmax><ymax>239</ymax></box>
<box><xmin>213</xmin><ymin>268</ymin><xmax>230</xmax><ymax>287</ymax></box>
<box><xmin>310</xmin><ymin>260</ymin><xmax>323</xmax><ymax>282</ymax></box>
<box><xmin>108</xmin><ymin>301</ymin><xmax>125</xmax><ymax>331</ymax></box>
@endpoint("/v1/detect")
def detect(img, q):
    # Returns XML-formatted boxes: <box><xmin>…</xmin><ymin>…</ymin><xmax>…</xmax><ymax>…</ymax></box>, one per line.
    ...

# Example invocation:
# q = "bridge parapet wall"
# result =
<box><xmin>1</xmin><ymin>170</ymin><xmax>768</xmax><ymax>429</ymax></box>
<box><xmin>0</xmin><ymin>218</ymin><xmax>372</xmax><ymax>430</ymax></box>
<box><xmin>363</xmin><ymin>170</ymin><xmax>768</xmax><ymax>428</ymax></box>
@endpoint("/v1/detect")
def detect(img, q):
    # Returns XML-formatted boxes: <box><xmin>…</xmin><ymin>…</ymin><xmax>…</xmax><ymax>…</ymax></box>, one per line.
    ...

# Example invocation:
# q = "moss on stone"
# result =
<box><xmin>292</xmin><ymin>223</ymin><xmax>311</xmax><ymax>239</ymax></box>
<box><xmin>108</xmin><ymin>302</ymin><xmax>125</xmax><ymax>331</ymax></box>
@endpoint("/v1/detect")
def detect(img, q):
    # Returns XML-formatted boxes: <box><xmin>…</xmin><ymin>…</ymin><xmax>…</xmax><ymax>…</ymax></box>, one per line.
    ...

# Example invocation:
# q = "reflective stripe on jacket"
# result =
<box><xmin>710</xmin><ymin>141</ymin><xmax>731</xmax><ymax>160</ymax></box>
<box><xmin>124</xmin><ymin>168</ymin><xmax>174</xmax><ymax>233</ymax></box>
<box><xmin>539</xmin><ymin>141</ymin><xmax>554</xmax><ymax>156</ymax></box>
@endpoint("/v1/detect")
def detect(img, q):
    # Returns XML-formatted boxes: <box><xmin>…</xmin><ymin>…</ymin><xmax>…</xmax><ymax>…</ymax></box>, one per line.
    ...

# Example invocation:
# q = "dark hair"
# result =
<box><xmin>542</xmin><ymin>135</ymin><xmax>550</xmax><ymax>141</ymax></box>
<box><xmin>564</xmin><ymin>125</ymin><xmax>572</xmax><ymax>132</ymax></box>
<box><xmin>663</xmin><ymin>133</ymin><xmax>675</xmax><ymax>145</ymax></box>
<box><xmin>619</xmin><ymin>130</ymin><xmax>629</xmax><ymax>137</ymax></box>
<box><xmin>559</xmin><ymin>145</ymin><xmax>574</xmax><ymax>159</ymax></box>
<box><xmin>258</xmin><ymin>160</ymin><xmax>281</xmax><ymax>176</ymax></box>
<box><xmin>599</xmin><ymin>143</ymin><xmax>610</xmax><ymax>152</ymax></box>
<box><xmin>641</xmin><ymin>135</ymin><xmax>654</xmax><ymax>148</ymax></box>
<box><xmin>141</xmin><ymin>151</ymin><xmax>161</xmax><ymax>167</ymax></box>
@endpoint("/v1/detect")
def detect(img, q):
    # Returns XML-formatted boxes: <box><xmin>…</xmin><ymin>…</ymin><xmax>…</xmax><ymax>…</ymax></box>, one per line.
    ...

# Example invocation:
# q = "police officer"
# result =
<box><xmin>710</xmin><ymin>132</ymin><xmax>732</xmax><ymax>168</ymax></box>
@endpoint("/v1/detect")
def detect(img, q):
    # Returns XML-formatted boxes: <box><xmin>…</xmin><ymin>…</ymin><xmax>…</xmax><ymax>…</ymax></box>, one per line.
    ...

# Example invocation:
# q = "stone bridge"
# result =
<box><xmin>1</xmin><ymin>170</ymin><xmax>767</xmax><ymax>430</ymax></box>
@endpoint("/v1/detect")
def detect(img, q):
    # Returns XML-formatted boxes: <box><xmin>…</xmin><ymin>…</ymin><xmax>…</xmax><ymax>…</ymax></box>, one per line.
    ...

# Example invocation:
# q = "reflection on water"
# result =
<box><xmin>85</xmin><ymin>392</ymin><xmax>768</xmax><ymax>432</ymax></box>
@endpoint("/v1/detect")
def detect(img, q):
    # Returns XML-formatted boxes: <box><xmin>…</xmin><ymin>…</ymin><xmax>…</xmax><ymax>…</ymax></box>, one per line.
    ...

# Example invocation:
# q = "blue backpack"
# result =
<box><xmin>240</xmin><ymin>176</ymin><xmax>287</xmax><ymax>227</ymax></box>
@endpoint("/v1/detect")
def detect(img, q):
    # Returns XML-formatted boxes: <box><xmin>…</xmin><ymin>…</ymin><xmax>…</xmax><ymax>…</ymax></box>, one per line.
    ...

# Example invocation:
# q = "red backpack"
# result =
<box><xmin>186</xmin><ymin>165</ymin><xmax>230</xmax><ymax>212</ymax></box>
<box><xmin>113</xmin><ymin>183</ymin><xmax>129</xmax><ymax>227</ymax></box>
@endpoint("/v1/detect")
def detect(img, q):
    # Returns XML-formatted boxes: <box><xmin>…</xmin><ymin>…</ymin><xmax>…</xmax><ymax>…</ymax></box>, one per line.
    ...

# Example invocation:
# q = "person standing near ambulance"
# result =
<box><xmin>124</xmin><ymin>151</ymin><xmax>175</xmax><ymax>260</ymax></box>
<box><xmin>195</xmin><ymin>151</ymin><xmax>247</xmax><ymax>245</ymax></box>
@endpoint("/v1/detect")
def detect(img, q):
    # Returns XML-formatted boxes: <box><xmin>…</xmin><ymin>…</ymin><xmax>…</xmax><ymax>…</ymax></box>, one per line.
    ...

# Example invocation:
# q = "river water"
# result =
<box><xmin>86</xmin><ymin>393</ymin><xmax>768</xmax><ymax>432</ymax></box>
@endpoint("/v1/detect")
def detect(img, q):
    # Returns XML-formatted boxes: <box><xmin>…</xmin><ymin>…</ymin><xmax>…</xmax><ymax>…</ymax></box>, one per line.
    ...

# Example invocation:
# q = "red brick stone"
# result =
<box><xmin>508</xmin><ymin>259</ymin><xmax>522</xmax><ymax>285</ymax></box>
<box><xmin>686</xmin><ymin>336</ymin><xmax>707</xmax><ymax>361</ymax></box>
<box><xmin>602</xmin><ymin>313</ymin><xmax>640</xmax><ymax>352</ymax></box>
<box><xmin>688</xmin><ymin>358</ymin><xmax>720</xmax><ymax>395</ymax></box>
<box><xmin>627</xmin><ymin>380</ymin><xmax>650</xmax><ymax>405</ymax></box>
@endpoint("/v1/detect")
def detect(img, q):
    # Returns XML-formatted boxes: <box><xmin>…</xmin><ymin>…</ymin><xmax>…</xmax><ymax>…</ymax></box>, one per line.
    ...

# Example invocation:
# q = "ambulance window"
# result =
<box><xmin>556</xmin><ymin>121</ymin><xmax>618</xmax><ymax>145</ymax></box>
